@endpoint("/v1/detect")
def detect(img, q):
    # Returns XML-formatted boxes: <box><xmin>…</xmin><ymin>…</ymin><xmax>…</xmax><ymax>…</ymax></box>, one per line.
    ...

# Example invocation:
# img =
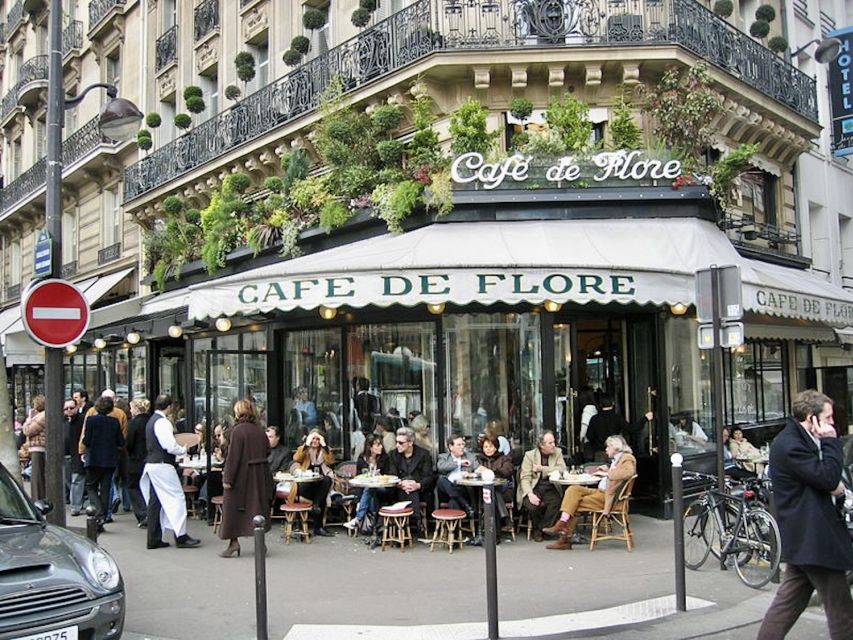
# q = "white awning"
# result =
<box><xmin>745</xmin><ymin>323</ymin><xmax>837</xmax><ymax>343</ymax></box>
<box><xmin>185</xmin><ymin>218</ymin><xmax>853</xmax><ymax>330</ymax></box>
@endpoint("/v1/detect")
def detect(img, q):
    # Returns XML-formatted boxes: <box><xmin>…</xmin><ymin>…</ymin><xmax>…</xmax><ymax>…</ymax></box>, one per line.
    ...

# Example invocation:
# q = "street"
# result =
<box><xmin>76</xmin><ymin>508</ymin><xmax>834</xmax><ymax>640</ymax></box>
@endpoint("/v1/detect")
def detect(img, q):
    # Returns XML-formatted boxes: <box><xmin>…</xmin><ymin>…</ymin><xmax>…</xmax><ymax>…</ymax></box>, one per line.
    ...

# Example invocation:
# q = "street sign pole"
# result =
<box><xmin>710</xmin><ymin>267</ymin><xmax>726</xmax><ymax>492</ymax></box>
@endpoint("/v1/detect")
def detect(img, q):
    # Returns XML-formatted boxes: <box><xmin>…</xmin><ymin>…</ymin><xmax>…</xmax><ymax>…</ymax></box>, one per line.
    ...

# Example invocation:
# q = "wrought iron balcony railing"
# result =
<box><xmin>0</xmin><ymin>116</ymin><xmax>113</xmax><ymax>215</ymax></box>
<box><xmin>123</xmin><ymin>0</ymin><xmax>819</xmax><ymax>203</ymax></box>
<box><xmin>194</xmin><ymin>0</ymin><xmax>219</xmax><ymax>42</ymax></box>
<box><xmin>240</xmin><ymin>0</ymin><xmax>256</xmax><ymax>7</ymax></box>
<box><xmin>62</xmin><ymin>20</ymin><xmax>83</xmax><ymax>57</ymax></box>
<box><xmin>1</xmin><ymin>55</ymin><xmax>49</xmax><ymax>122</ymax></box>
<box><xmin>155</xmin><ymin>24</ymin><xmax>178</xmax><ymax>72</ymax></box>
<box><xmin>0</xmin><ymin>22</ymin><xmax>6</xmax><ymax>46</ymax></box>
<box><xmin>6</xmin><ymin>0</ymin><xmax>23</xmax><ymax>34</ymax></box>
<box><xmin>89</xmin><ymin>0</ymin><xmax>126</xmax><ymax>34</ymax></box>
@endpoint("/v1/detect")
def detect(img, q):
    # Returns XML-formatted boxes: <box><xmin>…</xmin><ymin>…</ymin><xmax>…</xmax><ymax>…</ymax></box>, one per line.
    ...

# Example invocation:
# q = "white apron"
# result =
<box><xmin>140</xmin><ymin>462</ymin><xmax>187</xmax><ymax>538</ymax></box>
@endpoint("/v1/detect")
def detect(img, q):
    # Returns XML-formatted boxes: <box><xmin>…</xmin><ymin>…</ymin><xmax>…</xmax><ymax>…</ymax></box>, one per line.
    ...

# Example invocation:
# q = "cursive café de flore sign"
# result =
<box><xmin>450</xmin><ymin>150</ymin><xmax>684</xmax><ymax>189</ymax></box>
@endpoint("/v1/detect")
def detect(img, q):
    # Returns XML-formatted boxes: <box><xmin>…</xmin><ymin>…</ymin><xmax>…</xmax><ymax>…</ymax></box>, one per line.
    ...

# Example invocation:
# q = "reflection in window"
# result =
<box><xmin>115</xmin><ymin>348</ymin><xmax>129</xmax><ymax>398</ymax></box>
<box><xmin>131</xmin><ymin>346</ymin><xmax>147</xmax><ymax>399</ymax></box>
<box><xmin>724</xmin><ymin>341</ymin><xmax>788</xmax><ymax>425</ymax></box>
<box><xmin>284</xmin><ymin>329</ymin><xmax>341</xmax><ymax>453</ymax></box>
<box><xmin>444</xmin><ymin>313</ymin><xmax>541</xmax><ymax>452</ymax></box>
<box><xmin>102</xmin><ymin>350</ymin><xmax>115</xmax><ymax>393</ymax></box>
<box><xmin>664</xmin><ymin>317</ymin><xmax>714</xmax><ymax>457</ymax></box>
<box><xmin>346</xmin><ymin>323</ymin><xmax>437</xmax><ymax>456</ymax></box>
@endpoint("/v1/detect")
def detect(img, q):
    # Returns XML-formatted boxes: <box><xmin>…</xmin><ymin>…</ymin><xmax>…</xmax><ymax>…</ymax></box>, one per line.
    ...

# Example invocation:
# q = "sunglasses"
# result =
<box><xmin>395</xmin><ymin>440</ymin><xmax>409</xmax><ymax>445</ymax></box>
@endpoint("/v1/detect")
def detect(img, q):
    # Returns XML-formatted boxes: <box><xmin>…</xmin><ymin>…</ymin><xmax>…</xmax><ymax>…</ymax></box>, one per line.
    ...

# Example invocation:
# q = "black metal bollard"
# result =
<box><xmin>85</xmin><ymin>506</ymin><xmax>99</xmax><ymax>543</ymax></box>
<box><xmin>483</xmin><ymin>483</ymin><xmax>499</xmax><ymax>639</ymax></box>
<box><xmin>767</xmin><ymin>487</ymin><xmax>781</xmax><ymax>584</ymax></box>
<box><xmin>253</xmin><ymin>515</ymin><xmax>268</xmax><ymax>640</ymax></box>
<box><xmin>671</xmin><ymin>454</ymin><xmax>686</xmax><ymax>612</ymax></box>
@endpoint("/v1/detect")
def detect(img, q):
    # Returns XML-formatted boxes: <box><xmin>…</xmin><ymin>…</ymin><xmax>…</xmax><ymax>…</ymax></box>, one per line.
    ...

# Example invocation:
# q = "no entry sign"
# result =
<box><xmin>21</xmin><ymin>279</ymin><xmax>90</xmax><ymax>348</ymax></box>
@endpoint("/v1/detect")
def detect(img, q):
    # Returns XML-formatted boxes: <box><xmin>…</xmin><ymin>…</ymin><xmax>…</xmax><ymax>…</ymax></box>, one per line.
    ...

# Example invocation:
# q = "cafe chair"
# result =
<box><xmin>211</xmin><ymin>495</ymin><xmax>224</xmax><ymax>534</ymax></box>
<box><xmin>182</xmin><ymin>468</ymin><xmax>200</xmax><ymax>519</ymax></box>
<box><xmin>430</xmin><ymin>508</ymin><xmax>466</xmax><ymax>553</ymax></box>
<box><xmin>280</xmin><ymin>501</ymin><xmax>313</xmax><ymax>544</ymax></box>
<box><xmin>587</xmin><ymin>475</ymin><xmax>637</xmax><ymax>551</ymax></box>
<box><xmin>378</xmin><ymin>506</ymin><xmax>414</xmax><ymax>552</ymax></box>
<box><xmin>502</xmin><ymin>496</ymin><xmax>517</xmax><ymax>542</ymax></box>
<box><xmin>329</xmin><ymin>461</ymin><xmax>358</xmax><ymax>530</ymax></box>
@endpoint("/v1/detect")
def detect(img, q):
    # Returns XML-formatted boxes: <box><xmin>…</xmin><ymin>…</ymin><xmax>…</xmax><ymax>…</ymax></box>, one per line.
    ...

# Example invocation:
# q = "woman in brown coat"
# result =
<box><xmin>22</xmin><ymin>395</ymin><xmax>47</xmax><ymax>500</ymax></box>
<box><xmin>219</xmin><ymin>399</ymin><xmax>272</xmax><ymax>558</ymax></box>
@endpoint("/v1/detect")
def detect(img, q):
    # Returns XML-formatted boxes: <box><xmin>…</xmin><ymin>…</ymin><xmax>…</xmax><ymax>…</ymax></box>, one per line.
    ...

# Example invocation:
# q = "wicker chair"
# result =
<box><xmin>585</xmin><ymin>475</ymin><xmax>637</xmax><ymax>551</ymax></box>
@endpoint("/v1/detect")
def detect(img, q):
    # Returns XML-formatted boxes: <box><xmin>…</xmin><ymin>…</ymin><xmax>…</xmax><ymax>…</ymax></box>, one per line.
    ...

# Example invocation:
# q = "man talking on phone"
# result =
<box><xmin>757</xmin><ymin>390</ymin><xmax>853</xmax><ymax>640</ymax></box>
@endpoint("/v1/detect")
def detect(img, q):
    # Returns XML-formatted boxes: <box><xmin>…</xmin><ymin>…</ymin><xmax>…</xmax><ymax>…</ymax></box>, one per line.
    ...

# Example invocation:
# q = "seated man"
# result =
<box><xmin>517</xmin><ymin>430</ymin><xmax>566</xmax><ymax>542</ymax></box>
<box><xmin>387</xmin><ymin>426</ymin><xmax>435</xmax><ymax>537</ymax></box>
<box><xmin>291</xmin><ymin>429</ymin><xmax>335</xmax><ymax>537</ymax></box>
<box><xmin>544</xmin><ymin>434</ymin><xmax>636</xmax><ymax>550</ymax></box>
<box><xmin>436</xmin><ymin>434</ymin><xmax>481</xmax><ymax>518</ymax></box>
<box><xmin>266</xmin><ymin>425</ymin><xmax>292</xmax><ymax>475</ymax></box>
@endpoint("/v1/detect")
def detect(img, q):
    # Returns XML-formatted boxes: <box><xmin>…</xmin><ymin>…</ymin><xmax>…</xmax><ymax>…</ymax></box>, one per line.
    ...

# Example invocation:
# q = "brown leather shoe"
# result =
<box><xmin>542</xmin><ymin>519</ymin><xmax>569</xmax><ymax>537</ymax></box>
<box><xmin>546</xmin><ymin>534</ymin><xmax>573</xmax><ymax>550</ymax></box>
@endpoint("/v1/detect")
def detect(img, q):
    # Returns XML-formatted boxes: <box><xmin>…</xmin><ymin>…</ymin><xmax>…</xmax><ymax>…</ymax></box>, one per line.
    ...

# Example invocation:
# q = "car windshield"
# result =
<box><xmin>0</xmin><ymin>464</ymin><xmax>39</xmax><ymax>522</ymax></box>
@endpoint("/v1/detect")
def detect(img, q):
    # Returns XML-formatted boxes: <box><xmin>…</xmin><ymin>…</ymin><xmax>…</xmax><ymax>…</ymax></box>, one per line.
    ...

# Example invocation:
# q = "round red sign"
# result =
<box><xmin>21</xmin><ymin>279</ymin><xmax>90</xmax><ymax>348</ymax></box>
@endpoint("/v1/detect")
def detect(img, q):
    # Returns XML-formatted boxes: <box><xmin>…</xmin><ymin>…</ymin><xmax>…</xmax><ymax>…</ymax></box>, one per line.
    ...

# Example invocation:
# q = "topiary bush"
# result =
<box><xmin>137</xmin><ymin>130</ymin><xmax>152</xmax><ymax>150</ymax></box>
<box><xmin>175</xmin><ymin>113</ymin><xmax>192</xmax><ymax>130</ymax></box>
<box><xmin>750</xmin><ymin>20</ymin><xmax>770</xmax><ymax>38</ymax></box>
<box><xmin>351</xmin><ymin>8</ymin><xmax>371</xmax><ymax>28</ymax></box>
<box><xmin>145</xmin><ymin>112</ymin><xmax>162</xmax><ymax>128</ymax></box>
<box><xmin>371</xmin><ymin>104</ymin><xmax>404</xmax><ymax>134</ymax></box>
<box><xmin>360</xmin><ymin>0</ymin><xmax>378</xmax><ymax>10</ymax></box>
<box><xmin>377</xmin><ymin>139</ymin><xmax>404</xmax><ymax>166</ymax></box>
<box><xmin>235</xmin><ymin>51</ymin><xmax>255</xmax><ymax>83</ymax></box>
<box><xmin>225</xmin><ymin>84</ymin><xmax>241</xmax><ymax>100</ymax></box>
<box><xmin>227</xmin><ymin>172</ymin><xmax>251</xmax><ymax>194</ymax></box>
<box><xmin>768</xmin><ymin>35</ymin><xmax>788</xmax><ymax>53</ymax></box>
<box><xmin>303</xmin><ymin>9</ymin><xmax>327</xmax><ymax>30</ymax></box>
<box><xmin>163</xmin><ymin>195</ymin><xmax>184</xmax><ymax>215</ymax></box>
<box><xmin>509</xmin><ymin>97</ymin><xmax>534</xmax><ymax>122</ymax></box>
<box><xmin>283</xmin><ymin>49</ymin><xmax>302</xmax><ymax>67</ymax></box>
<box><xmin>755</xmin><ymin>4</ymin><xmax>776</xmax><ymax>22</ymax></box>
<box><xmin>183</xmin><ymin>86</ymin><xmax>203</xmax><ymax>100</ymax></box>
<box><xmin>186</xmin><ymin>95</ymin><xmax>205</xmax><ymax>114</ymax></box>
<box><xmin>264</xmin><ymin>176</ymin><xmax>284</xmax><ymax>193</ymax></box>
<box><xmin>291</xmin><ymin>35</ymin><xmax>310</xmax><ymax>55</ymax></box>
<box><xmin>712</xmin><ymin>0</ymin><xmax>733</xmax><ymax>17</ymax></box>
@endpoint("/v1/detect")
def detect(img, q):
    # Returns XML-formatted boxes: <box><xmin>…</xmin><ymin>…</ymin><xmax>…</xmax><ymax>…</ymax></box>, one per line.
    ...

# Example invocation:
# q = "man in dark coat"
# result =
<box><xmin>64</xmin><ymin>398</ymin><xmax>86</xmax><ymax>515</ymax></box>
<box><xmin>125</xmin><ymin>399</ymin><xmax>151</xmax><ymax>527</ymax></box>
<box><xmin>587</xmin><ymin>394</ymin><xmax>653</xmax><ymax>461</ymax></box>
<box><xmin>757</xmin><ymin>389</ymin><xmax>853</xmax><ymax>640</ymax></box>
<box><xmin>387</xmin><ymin>426</ymin><xmax>435</xmax><ymax>537</ymax></box>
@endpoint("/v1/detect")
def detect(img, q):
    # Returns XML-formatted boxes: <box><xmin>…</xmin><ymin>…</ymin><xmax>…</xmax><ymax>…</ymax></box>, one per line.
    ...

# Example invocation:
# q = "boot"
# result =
<box><xmin>219</xmin><ymin>539</ymin><xmax>241</xmax><ymax>558</ymax></box>
<box><xmin>542</xmin><ymin>519</ymin><xmax>570</xmax><ymax>538</ymax></box>
<box><xmin>546</xmin><ymin>533</ymin><xmax>573</xmax><ymax>550</ymax></box>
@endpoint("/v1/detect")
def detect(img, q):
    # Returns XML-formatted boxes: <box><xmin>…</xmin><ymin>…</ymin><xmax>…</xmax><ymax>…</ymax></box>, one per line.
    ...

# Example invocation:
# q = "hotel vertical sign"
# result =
<box><xmin>829</xmin><ymin>27</ymin><xmax>853</xmax><ymax>157</ymax></box>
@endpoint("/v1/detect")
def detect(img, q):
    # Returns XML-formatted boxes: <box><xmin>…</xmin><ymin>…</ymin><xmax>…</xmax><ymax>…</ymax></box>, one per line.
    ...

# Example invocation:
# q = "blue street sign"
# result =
<box><xmin>33</xmin><ymin>230</ymin><xmax>52</xmax><ymax>278</ymax></box>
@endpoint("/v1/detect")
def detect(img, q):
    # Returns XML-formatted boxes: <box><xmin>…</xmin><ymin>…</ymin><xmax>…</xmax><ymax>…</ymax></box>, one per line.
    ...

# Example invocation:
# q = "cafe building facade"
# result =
<box><xmin>2</xmin><ymin>0</ymin><xmax>852</xmax><ymax>513</ymax></box>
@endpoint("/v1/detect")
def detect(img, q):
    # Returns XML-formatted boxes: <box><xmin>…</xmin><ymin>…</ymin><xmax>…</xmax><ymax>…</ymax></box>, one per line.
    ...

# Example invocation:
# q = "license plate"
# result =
<box><xmin>12</xmin><ymin>625</ymin><xmax>78</xmax><ymax>640</ymax></box>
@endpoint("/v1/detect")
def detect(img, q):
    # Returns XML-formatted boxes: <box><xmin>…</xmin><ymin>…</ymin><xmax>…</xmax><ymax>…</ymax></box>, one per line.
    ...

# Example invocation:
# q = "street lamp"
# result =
<box><xmin>43</xmin><ymin>0</ymin><xmax>142</xmax><ymax>526</ymax></box>
<box><xmin>792</xmin><ymin>37</ymin><xmax>843</xmax><ymax>64</ymax></box>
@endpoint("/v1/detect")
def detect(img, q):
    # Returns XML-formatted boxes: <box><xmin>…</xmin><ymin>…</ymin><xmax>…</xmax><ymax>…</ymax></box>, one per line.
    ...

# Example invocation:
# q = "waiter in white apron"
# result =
<box><xmin>140</xmin><ymin>394</ymin><xmax>201</xmax><ymax>549</ymax></box>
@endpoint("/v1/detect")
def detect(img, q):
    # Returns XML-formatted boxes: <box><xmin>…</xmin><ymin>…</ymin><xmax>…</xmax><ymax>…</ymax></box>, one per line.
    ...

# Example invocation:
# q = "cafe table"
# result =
<box><xmin>454</xmin><ymin>476</ymin><xmax>509</xmax><ymax>542</ymax></box>
<box><xmin>348</xmin><ymin>474</ymin><xmax>400</xmax><ymax>489</ymax></box>
<box><xmin>178</xmin><ymin>456</ymin><xmax>223</xmax><ymax>471</ymax></box>
<box><xmin>549</xmin><ymin>473</ymin><xmax>601</xmax><ymax>487</ymax></box>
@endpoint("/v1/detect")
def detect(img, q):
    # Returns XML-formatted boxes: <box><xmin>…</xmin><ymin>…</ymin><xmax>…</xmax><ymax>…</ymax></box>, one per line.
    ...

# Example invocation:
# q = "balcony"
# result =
<box><xmin>98</xmin><ymin>243</ymin><xmax>121</xmax><ymax>265</ymax></box>
<box><xmin>1</xmin><ymin>55</ymin><xmax>48</xmax><ymax>124</ymax></box>
<box><xmin>155</xmin><ymin>24</ymin><xmax>178</xmax><ymax>72</ymax></box>
<box><xmin>194</xmin><ymin>0</ymin><xmax>219</xmax><ymax>43</ymax></box>
<box><xmin>88</xmin><ymin>0</ymin><xmax>126</xmax><ymax>39</ymax></box>
<box><xmin>0</xmin><ymin>116</ymin><xmax>115</xmax><ymax>217</ymax></box>
<box><xmin>5</xmin><ymin>1</ymin><xmax>23</xmax><ymax>37</ymax></box>
<box><xmin>6</xmin><ymin>283</ymin><xmax>20</xmax><ymax>301</ymax></box>
<box><xmin>720</xmin><ymin>213</ymin><xmax>808</xmax><ymax>266</ymax></box>
<box><xmin>123</xmin><ymin>0</ymin><xmax>819</xmax><ymax>204</ymax></box>
<box><xmin>62</xmin><ymin>20</ymin><xmax>83</xmax><ymax>58</ymax></box>
<box><xmin>0</xmin><ymin>22</ymin><xmax>6</xmax><ymax>47</ymax></box>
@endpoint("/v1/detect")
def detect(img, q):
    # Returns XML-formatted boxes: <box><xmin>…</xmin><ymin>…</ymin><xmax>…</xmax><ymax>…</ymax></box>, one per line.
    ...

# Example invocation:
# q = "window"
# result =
<box><xmin>102</xmin><ymin>187</ymin><xmax>122</xmax><ymax>246</ymax></box>
<box><xmin>724</xmin><ymin>341</ymin><xmax>788</xmax><ymax>425</ymax></box>
<box><xmin>199</xmin><ymin>71</ymin><xmax>218</xmax><ymax>120</ymax></box>
<box><xmin>64</xmin><ymin>103</ymin><xmax>78</xmax><ymax>140</ymax></box>
<box><xmin>37</xmin><ymin>24</ymin><xmax>48</xmax><ymax>56</ymax></box>
<box><xmin>63</xmin><ymin>0</ymin><xmax>79</xmax><ymax>20</ymax></box>
<box><xmin>61</xmin><ymin>209</ymin><xmax>77</xmax><ymax>265</ymax></box>
<box><xmin>13</xmin><ymin>50</ymin><xmax>23</xmax><ymax>83</ymax></box>
<box><xmin>305</xmin><ymin>4</ymin><xmax>330</xmax><ymax>59</ymax></box>
<box><xmin>9</xmin><ymin>239</ymin><xmax>21</xmax><ymax>286</ymax></box>
<box><xmin>35</xmin><ymin>119</ymin><xmax>46</xmax><ymax>160</ymax></box>
<box><xmin>163</xmin><ymin>0</ymin><xmax>177</xmax><ymax>30</ymax></box>
<box><xmin>105</xmin><ymin>50</ymin><xmax>121</xmax><ymax>95</ymax></box>
<box><xmin>246</xmin><ymin>41</ymin><xmax>268</xmax><ymax>94</ymax></box>
<box><xmin>160</xmin><ymin>100</ymin><xmax>176</xmax><ymax>144</ymax></box>
<box><xmin>739</xmin><ymin>171</ymin><xmax>777</xmax><ymax>227</ymax></box>
<box><xmin>11</xmin><ymin>138</ymin><xmax>22</xmax><ymax>180</ymax></box>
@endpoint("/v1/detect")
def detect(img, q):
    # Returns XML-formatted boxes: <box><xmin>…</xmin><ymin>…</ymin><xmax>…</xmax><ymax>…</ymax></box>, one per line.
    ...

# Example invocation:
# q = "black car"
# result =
<box><xmin>0</xmin><ymin>463</ymin><xmax>124</xmax><ymax>640</ymax></box>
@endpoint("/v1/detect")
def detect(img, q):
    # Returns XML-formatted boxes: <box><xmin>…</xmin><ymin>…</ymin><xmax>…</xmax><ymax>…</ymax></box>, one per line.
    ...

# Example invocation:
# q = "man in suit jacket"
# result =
<box><xmin>757</xmin><ymin>390</ymin><xmax>853</xmax><ymax>639</ymax></box>
<box><xmin>544</xmin><ymin>435</ymin><xmax>636</xmax><ymax>550</ymax></box>
<box><xmin>517</xmin><ymin>430</ymin><xmax>566</xmax><ymax>542</ymax></box>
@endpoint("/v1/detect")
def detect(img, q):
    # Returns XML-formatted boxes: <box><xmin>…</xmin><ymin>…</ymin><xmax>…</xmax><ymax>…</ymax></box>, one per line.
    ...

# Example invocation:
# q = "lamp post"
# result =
<box><xmin>44</xmin><ymin>0</ymin><xmax>142</xmax><ymax>526</ymax></box>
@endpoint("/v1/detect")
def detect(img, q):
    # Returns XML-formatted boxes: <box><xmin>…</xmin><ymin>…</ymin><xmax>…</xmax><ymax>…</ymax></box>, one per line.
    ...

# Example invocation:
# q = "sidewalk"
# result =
<box><xmin>80</xmin><ymin>508</ymin><xmax>831</xmax><ymax>640</ymax></box>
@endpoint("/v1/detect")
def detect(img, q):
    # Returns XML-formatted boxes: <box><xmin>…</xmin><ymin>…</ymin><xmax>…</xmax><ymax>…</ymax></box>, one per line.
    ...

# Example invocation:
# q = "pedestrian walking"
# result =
<box><xmin>757</xmin><ymin>389</ymin><xmax>853</xmax><ymax>640</ymax></box>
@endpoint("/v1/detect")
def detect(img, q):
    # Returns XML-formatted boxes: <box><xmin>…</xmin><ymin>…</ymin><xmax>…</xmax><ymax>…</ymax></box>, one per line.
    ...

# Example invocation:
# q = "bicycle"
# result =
<box><xmin>682</xmin><ymin>472</ymin><xmax>781</xmax><ymax>589</ymax></box>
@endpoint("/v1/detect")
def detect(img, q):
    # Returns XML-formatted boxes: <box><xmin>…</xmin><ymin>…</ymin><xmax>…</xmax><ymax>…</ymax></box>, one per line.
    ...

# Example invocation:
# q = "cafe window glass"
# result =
<box><xmin>115</xmin><ymin>348</ymin><xmax>129</xmax><ymax>398</ymax></box>
<box><xmin>284</xmin><ymin>329</ymin><xmax>342</xmax><ymax>454</ymax></box>
<box><xmin>724</xmin><ymin>341</ymin><xmax>788</xmax><ymax>425</ymax></box>
<box><xmin>84</xmin><ymin>353</ymin><xmax>98</xmax><ymax>396</ymax></box>
<box><xmin>346</xmin><ymin>322</ymin><xmax>437</xmax><ymax>457</ymax></box>
<box><xmin>131</xmin><ymin>346</ymin><xmax>147</xmax><ymax>399</ymax></box>
<box><xmin>192</xmin><ymin>337</ymin><xmax>213</xmax><ymax>427</ymax></box>
<box><xmin>664</xmin><ymin>316</ymin><xmax>715</xmax><ymax>457</ymax></box>
<box><xmin>443</xmin><ymin>312</ymin><xmax>541</xmax><ymax>452</ymax></box>
<box><xmin>101</xmin><ymin>350</ymin><xmax>115</xmax><ymax>393</ymax></box>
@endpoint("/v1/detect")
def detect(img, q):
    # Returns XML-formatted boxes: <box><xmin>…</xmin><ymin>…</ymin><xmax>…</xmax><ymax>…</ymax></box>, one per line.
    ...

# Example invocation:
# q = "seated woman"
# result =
<box><xmin>344</xmin><ymin>435</ymin><xmax>390</xmax><ymax>532</ymax></box>
<box><xmin>411</xmin><ymin>414</ymin><xmax>434</xmax><ymax>453</ymax></box>
<box><xmin>291</xmin><ymin>428</ymin><xmax>336</xmax><ymax>537</ymax></box>
<box><xmin>543</xmin><ymin>435</ymin><xmax>636</xmax><ymax>550</ymax></box>
<box><xmin>728</xmin><ymin>427</ymin><xmax>763</xmax><ymax>473</ymax></box>
<box><xmin>669</xmin><ymin>414</ymin><xmax>709</xmax><ymax>449</ymax></box>
<box><xmin>722</xmin><ymin>427</ymin><xmax>755</xmax><ymax>481</ymax></box>
<box><xmin>477</xmin><ymin>431</ymin><xmax>514</xmax><ymax>522</ymax></box>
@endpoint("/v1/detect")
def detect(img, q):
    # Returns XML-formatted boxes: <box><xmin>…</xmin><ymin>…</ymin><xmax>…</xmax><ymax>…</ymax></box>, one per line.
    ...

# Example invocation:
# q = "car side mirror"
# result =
<box><xmin>33</xmin><ymin>500</ymin><xmax>53</xmax><ymax>516</ymax></box>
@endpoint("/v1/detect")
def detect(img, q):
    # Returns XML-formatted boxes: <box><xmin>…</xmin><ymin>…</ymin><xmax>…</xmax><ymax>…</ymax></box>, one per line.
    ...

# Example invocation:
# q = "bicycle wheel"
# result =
<box><xmin>734</xmin><ymin>508</ymin><xmax>781</xmax><ymax>589</ymax></box>
<box><xmin>683</xmin><ymin>499</ymin><xmax>711</xmax><ymax>570</ymax></box>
